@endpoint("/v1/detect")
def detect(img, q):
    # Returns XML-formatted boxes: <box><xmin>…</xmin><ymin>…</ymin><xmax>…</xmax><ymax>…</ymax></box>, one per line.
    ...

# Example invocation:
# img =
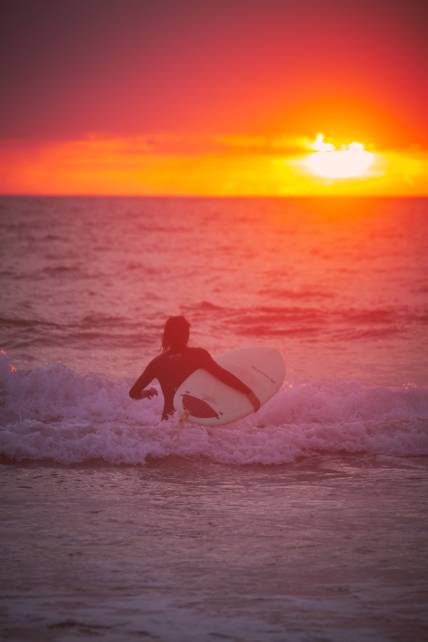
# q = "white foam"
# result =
<box><xmin>1</xmin><ymin>352</ymin><xmax>427</xmax><ymax>465</ymax></box>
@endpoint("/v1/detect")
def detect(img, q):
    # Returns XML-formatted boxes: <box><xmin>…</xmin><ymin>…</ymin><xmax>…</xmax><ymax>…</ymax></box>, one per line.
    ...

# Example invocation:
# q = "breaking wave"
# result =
<box><xmin>1</xmin><ymin>352</ymin><xmax>427</xmax><ymax>465</ymax></box>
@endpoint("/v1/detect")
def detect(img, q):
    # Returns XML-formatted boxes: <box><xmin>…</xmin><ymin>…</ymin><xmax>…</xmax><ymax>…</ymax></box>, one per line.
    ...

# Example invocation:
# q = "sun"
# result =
<box><xmin>304</xmin><ymin>133</ymin><xmax>375</xmax><ymax>179</ymax></box>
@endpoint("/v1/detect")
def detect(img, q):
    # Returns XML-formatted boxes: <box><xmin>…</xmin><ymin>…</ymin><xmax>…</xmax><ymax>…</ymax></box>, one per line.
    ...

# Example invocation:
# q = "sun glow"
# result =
<box><xmin>1</xmin><ymin>133</ymin><xmax>427</xmax><ymax>196</ymax></box>
<box><xmin>305</xmin><ymin>133</ymin><xmax>375</xmax><ymax>179</ymax></box>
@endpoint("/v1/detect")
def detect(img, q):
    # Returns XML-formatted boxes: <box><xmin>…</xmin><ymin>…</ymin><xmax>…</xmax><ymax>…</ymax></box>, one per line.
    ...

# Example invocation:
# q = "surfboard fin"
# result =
<box><xmin>182</xmin><ymin>394</ymin><xmax>220</xmax><ymax>419</ymax></box>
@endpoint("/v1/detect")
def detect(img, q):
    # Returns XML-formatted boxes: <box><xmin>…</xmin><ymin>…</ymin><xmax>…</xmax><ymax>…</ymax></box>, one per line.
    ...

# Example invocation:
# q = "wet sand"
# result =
<box><xmin>1</xmin><ymin>456</ymin><xmax>427</xmax><ymax>642</ymax></box>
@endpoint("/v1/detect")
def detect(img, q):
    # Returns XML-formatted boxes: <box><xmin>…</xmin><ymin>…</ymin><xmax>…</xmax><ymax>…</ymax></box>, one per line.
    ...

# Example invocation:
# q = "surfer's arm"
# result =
<box><xmin>201</xmin><ymin>351</ymin><xmax>261</xmax><ymax>411</ymax></box>
<box><xmin>129</xmin><ymin>361</ymin><xmax>158</xmax><ymax>400</ymax></box>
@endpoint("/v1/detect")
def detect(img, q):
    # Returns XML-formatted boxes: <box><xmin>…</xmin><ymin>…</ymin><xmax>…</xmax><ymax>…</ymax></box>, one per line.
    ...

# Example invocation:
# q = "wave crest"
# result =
<box><xmin>1</xmin><ymin>353</ymin><xmax>427</xmax><ymax>465</ymax></box>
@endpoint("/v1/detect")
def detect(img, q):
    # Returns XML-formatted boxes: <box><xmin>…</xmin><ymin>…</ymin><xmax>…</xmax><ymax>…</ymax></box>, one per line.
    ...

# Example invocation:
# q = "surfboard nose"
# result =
<box><xmin>181</xmin><ymin>394</ymin><xmax>220</xmax><ymax>419</ymax></box>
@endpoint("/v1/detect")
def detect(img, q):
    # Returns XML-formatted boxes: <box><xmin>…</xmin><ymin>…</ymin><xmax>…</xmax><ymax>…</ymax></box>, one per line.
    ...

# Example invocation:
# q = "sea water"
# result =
<box><xmin>1</xmin><ymin>196</ymin><xmax>427</xmax><ymax>641</ymax></box>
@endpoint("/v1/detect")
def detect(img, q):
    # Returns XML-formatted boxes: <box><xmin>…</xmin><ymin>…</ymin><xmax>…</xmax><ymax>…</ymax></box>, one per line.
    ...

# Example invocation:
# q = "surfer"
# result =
<box><xmin>129</xmin><ymin>316</ymin><xmax>260</xmax><ymax>420</ymax></box>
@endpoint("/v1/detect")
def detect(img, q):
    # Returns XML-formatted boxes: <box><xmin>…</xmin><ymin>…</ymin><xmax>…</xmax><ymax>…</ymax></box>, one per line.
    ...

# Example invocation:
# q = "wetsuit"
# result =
<box><xmin>129</xmin><ymin>347</ymin><xmax>252</xmax><ymax>420</ymax></box>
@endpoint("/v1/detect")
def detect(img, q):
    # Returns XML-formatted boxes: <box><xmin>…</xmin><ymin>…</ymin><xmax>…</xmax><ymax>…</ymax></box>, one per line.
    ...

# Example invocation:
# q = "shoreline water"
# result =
<box><xmin>2</xmin><ymin>455</ymin><xmax>428</xmax><ymax>642</ymax></box>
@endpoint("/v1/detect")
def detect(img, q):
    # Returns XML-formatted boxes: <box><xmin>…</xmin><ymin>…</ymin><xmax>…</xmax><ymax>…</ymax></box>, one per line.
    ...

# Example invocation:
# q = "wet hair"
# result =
<box><xmin>162</xmin><ymin>316</ymin><xmax>190</xmax><ymax>352</ymax></box>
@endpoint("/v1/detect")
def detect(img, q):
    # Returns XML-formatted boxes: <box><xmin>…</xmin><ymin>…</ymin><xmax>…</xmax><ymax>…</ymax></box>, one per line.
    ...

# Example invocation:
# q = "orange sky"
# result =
<box><xmin>1</xmin><ymin>0</ymin><xmax>427</xmax><ymax>196</ymax></box>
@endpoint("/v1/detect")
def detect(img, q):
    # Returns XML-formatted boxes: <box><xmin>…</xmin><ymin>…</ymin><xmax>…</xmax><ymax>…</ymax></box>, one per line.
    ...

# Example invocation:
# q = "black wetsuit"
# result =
<box><xmin>129</xmin><ymin>347</ymin><xmax>252</xmax><ymax>420</ymax></box>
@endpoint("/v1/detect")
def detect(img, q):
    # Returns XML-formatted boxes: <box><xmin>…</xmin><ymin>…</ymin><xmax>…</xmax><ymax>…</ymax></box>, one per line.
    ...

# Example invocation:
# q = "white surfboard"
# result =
<box><xmin>174</xmin><ymin>347</ymin><xmax>285</xmax><ymax>426</ymax></box>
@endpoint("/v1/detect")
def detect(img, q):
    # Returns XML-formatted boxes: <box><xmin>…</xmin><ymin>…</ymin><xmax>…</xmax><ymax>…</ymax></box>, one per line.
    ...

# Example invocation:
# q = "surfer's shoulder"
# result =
<box><xmin>189</xmin><ymin>346</ymin><xmax>212</xmax><ymax>361</ymax></box>
<box><xmin>146</xmin><ymin>353</ymin><xmax>164</xmax><ymax>369</ymax></box>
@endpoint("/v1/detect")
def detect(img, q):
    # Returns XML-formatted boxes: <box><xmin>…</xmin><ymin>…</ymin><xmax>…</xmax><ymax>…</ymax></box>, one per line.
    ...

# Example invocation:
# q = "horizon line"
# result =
<box><xmin>1</xmin><ymin>193</ymin><xmax>427</xmax><ymax>200</ymax></box>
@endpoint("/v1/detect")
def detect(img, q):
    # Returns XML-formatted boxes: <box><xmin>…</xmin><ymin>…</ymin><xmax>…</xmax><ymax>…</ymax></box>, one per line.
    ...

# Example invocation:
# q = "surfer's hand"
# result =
<box><xmin>142</xmin><ymin>387</ymin><xmax>158</xmax><ymax>399</ymax></box>
<box><xmin>133</xmin><ymin>387</ymin><xmax>158</xmax><ymax>400</ymax></box>
<box><xmin>247</xmin><ymin>391</ymin><xmax>261</xmax><ymax>412</ymax></box>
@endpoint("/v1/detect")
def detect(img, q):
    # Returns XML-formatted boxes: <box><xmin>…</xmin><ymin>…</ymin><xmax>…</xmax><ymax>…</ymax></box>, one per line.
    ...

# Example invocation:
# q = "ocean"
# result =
<box><xmin>1</xmin><ymin>196</ymin><xmax>427</xmax><ymax>641</ymax></box>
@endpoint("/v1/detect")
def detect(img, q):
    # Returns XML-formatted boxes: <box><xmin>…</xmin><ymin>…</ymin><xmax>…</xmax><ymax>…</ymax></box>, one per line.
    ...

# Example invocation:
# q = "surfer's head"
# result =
<box><xmin>162</xmin><ymin>316</ymin><xmax>190</xmax><ymax>352</ymax></box>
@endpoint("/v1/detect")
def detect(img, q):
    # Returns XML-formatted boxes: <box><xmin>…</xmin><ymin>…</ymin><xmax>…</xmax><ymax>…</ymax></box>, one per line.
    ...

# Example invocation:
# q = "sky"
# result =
<box><xmin>1</xmin><ymin>0</ymin><xmax>427</xmax><ymax>195</ymax></box>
